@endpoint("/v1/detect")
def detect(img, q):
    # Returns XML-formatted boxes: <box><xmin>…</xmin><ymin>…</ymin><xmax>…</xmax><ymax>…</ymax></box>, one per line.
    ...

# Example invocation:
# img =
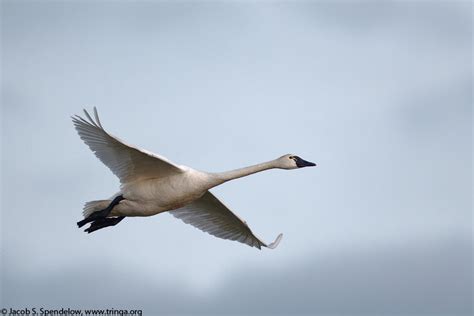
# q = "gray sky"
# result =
<box><xmin>1</xmin><ymin>1</ymin><xmax>472</xmax><ymax>315</ymax></box>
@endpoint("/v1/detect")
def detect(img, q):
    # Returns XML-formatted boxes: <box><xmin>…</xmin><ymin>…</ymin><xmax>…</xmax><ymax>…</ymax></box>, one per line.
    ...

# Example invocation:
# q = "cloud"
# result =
<box><xmin>3</xmin><ymin>237</ymin><xmax>471</xmax><ymax>315</ymax></box>
<box><xmin>1</xmin><ymin>2</ymin><xmax>472</xmax><ymax>315</ymax></box>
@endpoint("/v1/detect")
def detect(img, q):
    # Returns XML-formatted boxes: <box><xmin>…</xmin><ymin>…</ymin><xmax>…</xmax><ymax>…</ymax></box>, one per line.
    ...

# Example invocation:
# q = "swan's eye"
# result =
<box><xmin>289</xmin><ymin>156</ymin><xmax>294</xmax><ymax>160</ymax></box>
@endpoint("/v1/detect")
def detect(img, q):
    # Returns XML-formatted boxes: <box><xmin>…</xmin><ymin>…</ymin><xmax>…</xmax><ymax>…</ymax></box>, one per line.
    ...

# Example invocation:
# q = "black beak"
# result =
<box><xmin>294</xmin><ymin>156</ymin><xmax>317</xmax><ymax>168</ymax></box>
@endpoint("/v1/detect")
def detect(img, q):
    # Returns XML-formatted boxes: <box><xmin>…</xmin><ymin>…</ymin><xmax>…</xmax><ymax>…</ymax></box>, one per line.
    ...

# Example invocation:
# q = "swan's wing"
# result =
<box><xmin>72</xmin><ymin>107</ymin><xmax>184</xmax><ymax>183</ymax></box>
<box><xmin>169</xmin><ymin>191</ymin><xmax>283</xmax><ymax>249</ymax></box>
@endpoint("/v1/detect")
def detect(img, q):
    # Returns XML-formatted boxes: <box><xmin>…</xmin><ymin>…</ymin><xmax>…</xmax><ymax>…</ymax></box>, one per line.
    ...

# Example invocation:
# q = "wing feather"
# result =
<box><xmin>72</xmin><ymin>107</ymin><xmax>183</xmax><ymax>183</ymax></box>
<box><xmin>170</xmin><ymin>191</ymin><xmax>283</xmax><ymax>249</ymax></box>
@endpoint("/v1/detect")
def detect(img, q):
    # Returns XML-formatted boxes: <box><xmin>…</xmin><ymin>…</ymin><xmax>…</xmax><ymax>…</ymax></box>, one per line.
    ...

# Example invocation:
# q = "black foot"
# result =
<box><xmin>77</xmin><ymin>195</ymin><xmax>124</xmax><ymax>228</ymax></box>
<box><xmin>85</xmin><ymin>216</ymin><xmax>126</xmax><ymax>233</ymax></box>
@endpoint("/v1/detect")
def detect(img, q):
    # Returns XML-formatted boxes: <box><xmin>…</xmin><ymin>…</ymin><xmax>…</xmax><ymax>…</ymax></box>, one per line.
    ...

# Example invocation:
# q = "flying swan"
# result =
<box><xmin>73</xmin><ymin>108</ymin><xmax>316</xmax><ymax>249</ymax></box>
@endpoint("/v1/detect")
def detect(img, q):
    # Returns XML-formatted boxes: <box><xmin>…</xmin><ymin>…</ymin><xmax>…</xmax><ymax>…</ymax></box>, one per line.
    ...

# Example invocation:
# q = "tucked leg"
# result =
<box><xmin>84</xmin><ymin>216</ymin><xmax>126</xmax><ymax>233</ymax></box>
<box><xmin>77</xmin><ymin>195</ymin><xmax>125</xmax><ymax>228</ymax></box>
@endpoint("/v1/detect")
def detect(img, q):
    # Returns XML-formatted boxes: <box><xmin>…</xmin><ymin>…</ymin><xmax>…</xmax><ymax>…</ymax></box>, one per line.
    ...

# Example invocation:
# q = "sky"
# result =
<box><xmin>1</xmin><ymin>1</ymin><xmax>472</xmax><ymax>315</ymax></box>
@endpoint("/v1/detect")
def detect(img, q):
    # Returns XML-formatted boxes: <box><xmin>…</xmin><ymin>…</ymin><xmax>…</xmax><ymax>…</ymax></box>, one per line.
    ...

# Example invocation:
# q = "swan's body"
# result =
<box><xmin>73</xmin><ymin>108</ymin><xmax>316</xmax><ymax>249</ymax></box>
<box><xmin>107</xmin><ymin>168</ymin><xmax>214</xmax><ymax>216</ymax></box>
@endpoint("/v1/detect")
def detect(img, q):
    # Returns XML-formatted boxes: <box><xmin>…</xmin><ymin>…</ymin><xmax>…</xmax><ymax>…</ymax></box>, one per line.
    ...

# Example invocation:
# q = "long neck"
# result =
<box><xmin>210</xmin><ymin>160</ymin><xmax>278</xmax><ymax>185</ymax></box>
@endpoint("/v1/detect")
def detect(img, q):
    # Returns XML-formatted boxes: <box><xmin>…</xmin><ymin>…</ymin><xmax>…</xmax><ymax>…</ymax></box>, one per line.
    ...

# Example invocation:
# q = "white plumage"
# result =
<box><xmin>73</xmin><ymin>108</ymin><xmax>315</xmax><ymax>249</ymax></box>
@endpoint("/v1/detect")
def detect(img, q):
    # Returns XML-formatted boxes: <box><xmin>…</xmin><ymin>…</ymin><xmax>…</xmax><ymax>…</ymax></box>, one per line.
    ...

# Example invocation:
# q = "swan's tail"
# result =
<box><xmin>82</xmin><ymin>200</ymin><xmax>110</xmax><ymax>218</ymax></box>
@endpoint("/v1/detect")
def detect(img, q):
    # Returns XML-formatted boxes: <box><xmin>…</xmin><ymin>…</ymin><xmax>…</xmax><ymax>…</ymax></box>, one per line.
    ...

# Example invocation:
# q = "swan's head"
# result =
<box><xmin>277</xmin><ymin>154</ymin><xmax>317</xmax><ymax>170</ymax></box>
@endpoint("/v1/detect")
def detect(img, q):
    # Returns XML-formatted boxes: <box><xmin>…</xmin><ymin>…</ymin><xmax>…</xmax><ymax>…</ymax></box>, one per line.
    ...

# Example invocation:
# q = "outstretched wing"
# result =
<box><xmin>72</xmin><ymin>107</ymin><xmax>184</xmax><ymax>184</ymax></box>
<box><xmin>170</xmin><ymin>191</ymin><xmax>283</xmax><ymax>249</ymax></box>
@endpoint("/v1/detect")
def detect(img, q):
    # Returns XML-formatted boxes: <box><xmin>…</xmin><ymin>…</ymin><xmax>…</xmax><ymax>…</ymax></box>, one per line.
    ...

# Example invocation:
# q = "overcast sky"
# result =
<box><xmin>1</xmin><ymin>1</ymin><xmax>472</xmax><ymax>315</ymax></box>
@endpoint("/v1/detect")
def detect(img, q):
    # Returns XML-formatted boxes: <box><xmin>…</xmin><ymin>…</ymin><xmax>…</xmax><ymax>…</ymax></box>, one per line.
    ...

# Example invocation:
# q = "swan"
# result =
<box><xmin>73</xmin><ymin>108</ymin><xmax>316</xmax><ymax>249</ymax></box>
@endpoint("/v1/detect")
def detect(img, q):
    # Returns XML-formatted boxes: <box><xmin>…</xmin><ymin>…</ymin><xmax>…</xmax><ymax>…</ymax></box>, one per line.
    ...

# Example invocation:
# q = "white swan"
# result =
<box><xmin>73</xmin><ymin>108</ymin><xmax>316</xmax><ymax>249</ymax></box>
